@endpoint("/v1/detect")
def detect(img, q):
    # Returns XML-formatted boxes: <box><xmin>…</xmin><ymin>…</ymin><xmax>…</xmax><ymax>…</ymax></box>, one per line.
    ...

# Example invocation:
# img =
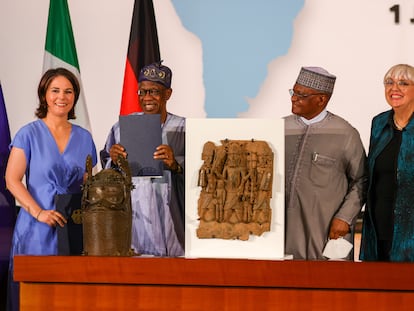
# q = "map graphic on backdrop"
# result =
<box><xmin>171</xmin><ymin>0</ymin><xmax>304</xmax><ymax>118</ymax></box>
<box><xmin>166</xmin><ymin>0</ymin><xmax>414</xmax><ymax>150</ymax></box>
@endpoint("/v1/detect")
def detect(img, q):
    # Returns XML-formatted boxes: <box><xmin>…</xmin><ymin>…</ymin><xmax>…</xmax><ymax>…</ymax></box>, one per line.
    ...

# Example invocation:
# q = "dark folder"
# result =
<box><xmin>55</xmin><ymin>193</ymin><xmax>83</xmax><ymax>255</ymax></box>
<box><xmin>119</xmin><ymin>114</ymin><xmax>163</xmax><ymax>177</ymax></box>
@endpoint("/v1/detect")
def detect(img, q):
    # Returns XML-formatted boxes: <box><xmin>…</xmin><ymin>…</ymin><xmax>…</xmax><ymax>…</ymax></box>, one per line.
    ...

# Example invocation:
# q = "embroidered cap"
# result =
<box><xmin>296</xmin><ymin>67</ymin><xmax>336</xmax><ymax>94</ymax></box>
<box><xmin>138</xmin><ymin>61</ymin><xmax>172</xmax><ymax>88</ymax></box>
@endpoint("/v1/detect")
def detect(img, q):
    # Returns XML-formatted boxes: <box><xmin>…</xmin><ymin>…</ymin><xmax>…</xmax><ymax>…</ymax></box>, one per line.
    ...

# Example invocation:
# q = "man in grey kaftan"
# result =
<box><xmin>285</xmin><ymin>67</ymin><xmax>367</xmax><ymax>260</ymax></box>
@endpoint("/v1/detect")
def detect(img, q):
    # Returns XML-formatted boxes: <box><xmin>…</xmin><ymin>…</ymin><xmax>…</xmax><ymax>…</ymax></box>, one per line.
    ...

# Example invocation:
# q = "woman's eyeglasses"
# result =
<box><xmin>383</xmin><ymin>79</ymin><xmax>414</xmax><ymax>89</ymax></box>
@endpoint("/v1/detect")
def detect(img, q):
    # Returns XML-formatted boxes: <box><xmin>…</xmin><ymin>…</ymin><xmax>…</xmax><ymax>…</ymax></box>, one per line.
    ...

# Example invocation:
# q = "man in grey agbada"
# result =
<box><xmin>284</xmin><ymin>66</ymin><xmax>367</xmax><ymax>260</ymax></box>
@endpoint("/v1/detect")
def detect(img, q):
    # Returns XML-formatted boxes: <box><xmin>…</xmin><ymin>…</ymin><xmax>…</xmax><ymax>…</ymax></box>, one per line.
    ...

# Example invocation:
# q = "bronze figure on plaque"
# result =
<box><xmin>196</xmin><ymin>140</ymin><xmax>274</xmax><ymax>240</ymax></box>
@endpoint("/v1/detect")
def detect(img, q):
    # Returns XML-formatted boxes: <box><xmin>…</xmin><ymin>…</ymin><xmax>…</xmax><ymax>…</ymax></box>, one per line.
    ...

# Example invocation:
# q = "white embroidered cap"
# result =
<box><xmin>296</xmin><ymin>66</ymin><xmax>336</xmax><ymax>94</ymax></box>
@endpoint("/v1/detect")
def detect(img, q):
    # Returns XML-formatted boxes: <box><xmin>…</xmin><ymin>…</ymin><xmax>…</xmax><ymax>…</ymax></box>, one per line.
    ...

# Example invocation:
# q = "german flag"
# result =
<box><xmin>120</xmin><ymin>0</ymin><xmax>161</xmax><ymax>116</ymax></box>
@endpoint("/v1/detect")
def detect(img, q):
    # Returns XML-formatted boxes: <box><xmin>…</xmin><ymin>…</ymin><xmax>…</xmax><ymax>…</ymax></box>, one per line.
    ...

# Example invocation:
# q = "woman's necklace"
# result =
<box><xmin>393</xmin><ymin>115</ymin><xmax>404</xmax><ymax>131</ymax></box>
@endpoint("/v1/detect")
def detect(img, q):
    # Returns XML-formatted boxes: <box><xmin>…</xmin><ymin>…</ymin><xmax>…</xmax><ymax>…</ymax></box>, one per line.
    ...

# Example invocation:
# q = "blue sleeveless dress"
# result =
<box><xmin>7</xmin><ymin>119</ymin><xmax>97</xmax><ymax>311</ymax></box>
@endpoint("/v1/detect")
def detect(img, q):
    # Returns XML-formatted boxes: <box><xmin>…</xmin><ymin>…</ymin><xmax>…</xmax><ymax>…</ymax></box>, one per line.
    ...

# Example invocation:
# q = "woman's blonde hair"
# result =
<box><xmin>384</xmin><ymin>64</ymin><xmax>414</xmax><ymax>82</ymax></box>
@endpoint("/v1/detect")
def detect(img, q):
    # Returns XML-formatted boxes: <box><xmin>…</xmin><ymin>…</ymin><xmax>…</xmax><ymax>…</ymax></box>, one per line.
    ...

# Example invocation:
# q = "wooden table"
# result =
<box><xmin>14</xmin><ymin>255</ymin><xmax>414</xmax><ymax>310</ymax></box>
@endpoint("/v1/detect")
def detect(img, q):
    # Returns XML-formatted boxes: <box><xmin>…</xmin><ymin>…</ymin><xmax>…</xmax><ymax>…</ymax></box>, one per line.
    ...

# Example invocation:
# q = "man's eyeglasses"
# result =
<box><xmin>289</xmin><ymin>89</ymin><xmax>324</xmax><ymax>99</ymax></box>
<box><xmin>383</xmin><ymin>79</ymin><xmax>414</xmax><ymax>89</ymax></box>
<box><xmin>138</xmin><ymin>89</ymin><xmax>161</xmax><ymax>97</ymax></box>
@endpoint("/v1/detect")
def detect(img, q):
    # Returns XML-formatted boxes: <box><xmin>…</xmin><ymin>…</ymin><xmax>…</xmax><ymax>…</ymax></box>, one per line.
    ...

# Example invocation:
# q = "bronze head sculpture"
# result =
<box><xmin>82</xmin><ymin>155</ymin><xmax>135</xmax><ymax>256</ymax></box>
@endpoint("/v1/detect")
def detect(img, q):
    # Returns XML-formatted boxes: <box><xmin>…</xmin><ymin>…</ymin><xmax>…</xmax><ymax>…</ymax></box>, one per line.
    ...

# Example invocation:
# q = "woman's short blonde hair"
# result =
<box><xmin>384</xmin><ymin>64</ymin><xmax>414</xmax><ymax>82</ymax></box>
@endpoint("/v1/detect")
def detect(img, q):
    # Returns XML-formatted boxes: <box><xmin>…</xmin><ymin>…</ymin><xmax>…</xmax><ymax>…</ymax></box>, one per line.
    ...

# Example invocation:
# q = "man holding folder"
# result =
<box><xmin>101</xmin><ymin>62</ymin><xmax>185</xmax><ymax>256</ymax></box>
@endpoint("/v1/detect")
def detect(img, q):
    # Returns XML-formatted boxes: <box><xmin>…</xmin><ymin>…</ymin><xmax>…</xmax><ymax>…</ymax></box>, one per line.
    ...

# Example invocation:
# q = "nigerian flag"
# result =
<box><xmin>43</xmin><ymin>0</ymin><xmax>90</xmax><ymax>131</ymax></box>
